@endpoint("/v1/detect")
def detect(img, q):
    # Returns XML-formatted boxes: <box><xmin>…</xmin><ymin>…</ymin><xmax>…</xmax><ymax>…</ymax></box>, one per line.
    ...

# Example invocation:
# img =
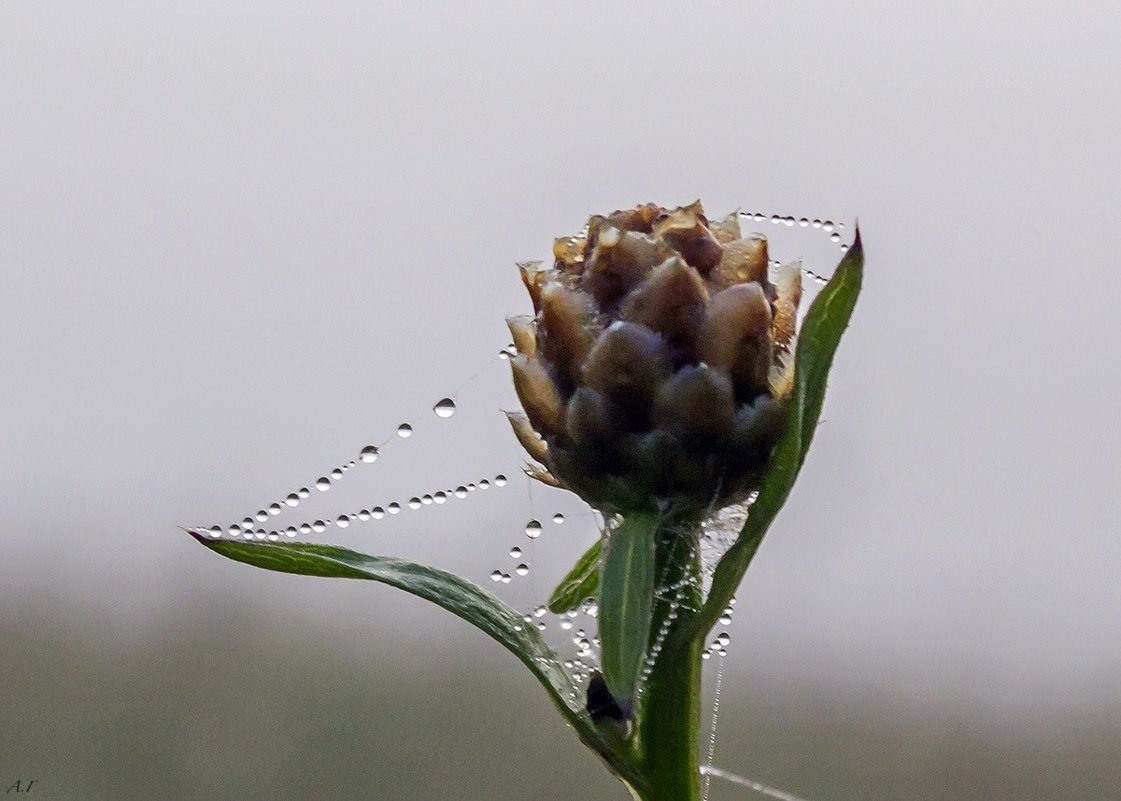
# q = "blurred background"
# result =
<box><xmin>2</xmin><ymin>2</ymin><xmax>1120</xmax><ymax>799</ymax></box>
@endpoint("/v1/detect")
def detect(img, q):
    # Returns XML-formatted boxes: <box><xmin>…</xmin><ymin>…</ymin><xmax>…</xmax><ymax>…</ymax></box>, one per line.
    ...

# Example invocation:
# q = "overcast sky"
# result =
<box><xmin>2</xmin><ymin>0</ymin><xmax>1120</xmax><ymax>727</ymax></box>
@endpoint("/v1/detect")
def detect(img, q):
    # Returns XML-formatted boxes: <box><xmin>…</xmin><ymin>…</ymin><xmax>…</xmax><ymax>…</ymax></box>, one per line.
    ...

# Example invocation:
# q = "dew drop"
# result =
<box><xmin>408</xmin><ymin>497</ymin><xmax>422</xmax><ymax>510</ymax></box>
<box><xmin>454</xmin><ymin>486</ymin><xmax>468</xmax><ymax>498</ymax></box>
<box><xmin>433</xmin><ymin>397</ymin><xmax>456</xmax><ymax>418</ymax></box>
<box><xmin>372</xmin><ymin>506</ymin><xmax>385</xmax><ymax>519</ymax></box>
<box><xmin>812</xmin><ymin>219</ymin><xmax>822</xmax><ymax>228</ymax></box>
<box><xmin>421</xmin><ymin>494</ymin><xmax>433</xmax><ymax>505</ymax></box>
<box><xmin>242</xmin><ymin>517</ymin><xmax>254</xmax><ymax>527</ymax></box>
<box><xmin>467</xmin><ymin>483</ymin><xmax>477</xmax><ymax>492</ymax></box>
<box><xmin>388</xmin><ymin>502</ymin><xmax>401</xmax><ymax>514</ymax></box>
<box><xmin>207</xmin><ymin>525</ymin><xmax>221</xmax><ymax>537</ymax></box>
<box><xmin>479</xmin><ymin>479</ymin><xmax>491</xmax><ymax>490</ymax></box>
<box><xmin>525</xmin><ymin>520</ymin><xmax>543</xmax><ymax>539</ymax></box>
<box><xmin>330</xmin><ymin>468</ymin><xmax>344</xmax><ymax>480</ymax></box>
<box><xmin>494</xmin><ymin>474</ymin><xmax>508</xmax><ymax>487</ymax></box>
<box><xmin>316</xmin><ymin>477</ymin><xmax>331</xmax><ymax>492</ymax></box>
<box><xmin>312</xmin><ymin>520</ymin><xmax>326</xmax><ymax>533</ymax></box>
<box><xmin>285</xmin><ymin>493</ymin><xmax>300</xmax><ymax>507</ymax></box>
<box><xmin>823</xmin><ymin>220</ymin><xmax>835</xmax><ymax>232</ymax></box>
<box><xmin>228</xmin><ymin>524</ymin><xmax>241</xmax><ymax>536</ymax></box>
<box><xmin>357</xmin><ymin>510</ymin><xmax>371</xmax><ymax>521</ymax></box>
<box><xmin>285</xmin><ymin>526</ymin><xmax>297</xmax><ymax>537</ymax></box>
<box><xmin>830</xmin><ymin>232</ymin><xmax>841</xmax><ymax>243</ymax></box>
<box><xmin>268</xmin><ymin>503</ymin><xmax>281</xmax><ymax>516</ymax></box>
<box><xmin>501</xmin><ymin>573</ymin><xmax>512</xmax><ymax>584</ymax></box>
<box><xmin>490</xmin><ymin>570</ymin><xmax>503</xmax><ymax>582</ymax></box>
<box><xmin>360</xmin><ymin>445</ymin><xmax>379</xmax><ymax>463</ymax></box>
<box><xmin>299</xmin><ymin>523</ymin><xmax>312</xmax><ymax>535</ymax></box>
<box><xmin>509</xmin><ymin>546</ymin><xmax>522</xmax><ymax>558</ymax></box>
<box><xmin>552</xmin><ymin>513</ymin><xmax>565</xmax><ymax>524</ymax></box>
<box><xmin>799</xmin><ymin>217</ymin><xmax>810</xmax><ymax>227</ymax></box>
<box><xmin>268</xmin><ymin>532</ymin><xmax>279</xmax><ymax>541</ymax></box>
<box><xmin>336</xmin><ymin>515</ymin><xmax>351</xmax><ymax>528</ymax></box>
<box><xmin>719</xmin><ymin>613</ymin><xmax>733</xmax><ymax>625</ymax></box>
<box><xmin>298</xmin><ymin>487</ymin><xmax>310</xmax><ymax>499</ymax></box>
<box><xmin>397</xmin><ymin>423</ymin><xmax>413</xmax><ymax>438</ymax></box>
<box><xmin>715</xmin><ymin>632</ymin><xmax>731</xmax><ymax>647</ymax></box>
<box><xmin>560</xmin><ymin>619</ymin><xmax>573</xmax><ymax>630</ymax></box>
<box><xmin>516</xmin><ymin>564</ymin><xmax>530</xmax><ymax>577</ymax></box>
<box><xmin>255</xmin><ymin>510</ymin><xmax>268</xmax><ymax>522</ymax></box>
<box><xmin>434</xmin><ymin>491</ymin><xmax>447</xmax><ymax>504</ymax></box>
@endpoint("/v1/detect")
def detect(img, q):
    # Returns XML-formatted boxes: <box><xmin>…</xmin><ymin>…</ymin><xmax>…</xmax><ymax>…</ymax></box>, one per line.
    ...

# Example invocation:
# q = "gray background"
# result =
<box><xmin>2</xmin><ymin>2</ymin><xmax>1120</xmax><ymax>799</ymax></box>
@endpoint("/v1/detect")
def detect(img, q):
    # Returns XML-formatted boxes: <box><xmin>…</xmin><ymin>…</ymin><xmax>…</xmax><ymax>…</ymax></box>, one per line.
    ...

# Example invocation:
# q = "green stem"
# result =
<box><xmin>628</xmin><ymin>521</ymin><xmax>704</xmax><ymax>801</ymax></box>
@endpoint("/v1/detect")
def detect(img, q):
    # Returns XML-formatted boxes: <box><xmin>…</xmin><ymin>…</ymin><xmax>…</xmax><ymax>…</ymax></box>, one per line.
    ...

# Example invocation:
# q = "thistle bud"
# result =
<box><xmin>509</xmin><ymin>202</ymin><xmax>802</xmax><ymax>518</ymax></box>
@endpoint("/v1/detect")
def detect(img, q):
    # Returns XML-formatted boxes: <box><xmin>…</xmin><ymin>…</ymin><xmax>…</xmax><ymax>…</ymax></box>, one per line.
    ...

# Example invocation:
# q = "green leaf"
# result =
<box><xmin>548</xmin><ymin>539</ymin><xmax>602</xmax><ymax>614</ymax></box>
<box><xmin>598</xmin><ymin>511</ymin><xmax>658</xmax><ymax>709</ymax></box>
<box><xmin>694</xmin><ymin>230</ymin><xmax>864</xmax><ymax>637</ymax></box>
<box><xmin>186</xmin><ymin>531</ymin><xmax>632</xmax><ymax>777</ymax></box>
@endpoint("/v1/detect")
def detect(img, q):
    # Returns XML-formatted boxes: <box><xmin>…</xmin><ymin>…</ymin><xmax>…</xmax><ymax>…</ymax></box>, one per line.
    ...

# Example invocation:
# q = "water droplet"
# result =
<box><xmin>336</xmin><ymin>515</ymin><xmax>351</xmax><ymax>528</ymax></box>
<box><xmin>560</xmin><ymin>619</ymin><xmax>573</xmax><ymax>630</ymax></box>
<box><xmin>242</xmin><ymin>517</ymin><xmax>254</xmax><ymax>527</ymax></box>
<box><xmin>516</xmin><ymin>564</ymin><xmax>529</xmax><ymax>576</ymax></box>
<box><xmin>466</xmin><ymin>483</ymin><xmax>477</xmax><ymax>491</ymax></box>
<box><xmin>799</xmin><ymin>217</ymin><xmax>809</xmax><ymax>227</ymax></box>
<box><xmin>454</xmin><ymin>486</ymin><xmax>468</xmax><ymax>498</ymax></box>
<box><xmin>552</xmin><ymin>513</ymin><xmax>565</xmax><ymax>524</ymax></box>
<box><xmin>719</xmin><ymin>613</ymin><xmax>733</xmax><ymax>625</ymax></box>
<box><xmin>784</xmin><ymin>217</ymin><xmax>795</xmax><ymax>227</ymax></box>
<box><xmin>388</xmin><ymin>502</ymin><xmax>401</xmax><ymax>514</ymax></box>
<box><xmin>360</xmin><ymin>445</ymin><xmax>379</xmax><ymax>463</ymax></box>
<box><xmin>498</xmin><ymin>349</ymin><xmax>511</xmax><ymax>360</ymax></box>
<box><xmin>268</xmin><ymin>532</ymin><xmax>279</xmax><ymax>541</ymax></box>
<box><xmin>421</xmin><ymin>494</ymin><xmax>433</xmax><ymax>505</ymax></box>
<box><xmin>702</xmin><ymin>650</ymin><xmax>712</xmax><ymax>660</ymax></box>
<box><xmin>434</xmin><ymin>491</ymin><xmax>447</xmax><ymax>504</ymax></box>
<box><xmin>408</xmin><ymin>497</ymin><xmax>421</xmax><ymax>510</ymax></box>
<box><xmin>525</xmin><ymin>520</ymin><xmax>542</xmax><ymax>539</ymax></box>
<box><xmin>494</xmin><ymin>474</ymin><xmax>508</xmax><ymax>487</ymax></box>
<box><xmin>830</xmin><ymin>232</ymin><xmax>841</xmax><ymax>243</ymax></box>
<box><xmin>490</xmin><ymin>570</ymin><xmax>503</xmax><ymax>582</ymax></box>
<box><xmin>479</xmin><ymin>479</ymin><xmax>491</xmax><ymax>490</ymax></box>
<box><xmin>330</xmin><ymin>468</ymin><xmax>344</xmax><ymax>480</ymax></box>
<box><xmin>840</xmin><ymin>244</ymin><xmax>849</xmax><ymax>252</ymax></box>
<box><xmin>823</xmin><ymin>220</ymin><xmax>835</xmax><ymax>232</ymax></box>
<box><xmin>268</xmin><ymin>503</ymin><xmax>281</xmax><ymax>516</ymax></box>
<box><xmin>397</xmin><ymin>423</ymin><xmax>413</xmax><ymax>438</ymax></box>
<box><xmin>371</xmin><ymin>507</ymin><xmax>385</xmax><ymax>519</ymax></box>
<box><xmin>753</xmin><ymin>213</ymin><xmax>765</xmax><ymax>222</ymax></box>
<box><xmin>357</xmin><ymin>509</ymin><xmax>371</xmax><ymax>521</ymax></box>
<box><xmin>501</xmin><ymin>573</ymin><xmax>512</xmax><ymax>584</ymax></box>
<box><xmin>770</xmin><ymin>215</ymin><xmax>781</xmax><ymax>224</ymax></box>
<box><xmin>285</xmin><ymin>526</ymin><xmax>297</xmax><ymax>537</ymax></box>
<box><xmin>715</xmin><ymin>632</ymin><xmax>731</xmax><ymax>647</ymax></box>
<box><xmin>312</xmin><ymin>520</ymin><xmax>326</xmax><ymax>533</ymax></box>
<box><xmin>812</xmin><ymin>219</ymin><xmax>822</xmax><ymax>228</ymax></box>
<box><xmin>298</xmin><ymin>487</ymin><xmax>310</xmax><ymax>499</ymax></box>
<box><xmin>285</xmin><ymin>493</ymin><xmax>300</xmax><ymax>507</ymax></box>
<box><xmin>433</xmin><ymin>397</ymin><xmax>456</xmax><ymax>418</ymax></box>
<box><xmin>509</xmin><ymin>547</ymin><xmax>522</xmax><ymax>558</ymax></box>
<box><xmin>255</xmin><ymin>510</ymin><xmax>268</xmax><ymax>522</ymax></box>
<box><xmin>299</xmin><ymin>523</ymin><xmax>312</xmax><ymax>535</ymax></box>
<box><xmin>316</xmin><ymin>477</ymin><xmax>331</xmax><ymax>492</ymax></box>
<box><xmin>228</xmin><ymin>524</ymin><xmax>242</xmax><ymax>536</ymax></box>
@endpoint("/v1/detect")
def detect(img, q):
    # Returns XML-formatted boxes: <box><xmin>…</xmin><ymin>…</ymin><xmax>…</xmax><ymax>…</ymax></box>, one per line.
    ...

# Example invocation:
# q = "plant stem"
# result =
<box><xmin>629</xmin><ymin>522</ymin><xmax>705</xmax><ymax>801</ymax></box>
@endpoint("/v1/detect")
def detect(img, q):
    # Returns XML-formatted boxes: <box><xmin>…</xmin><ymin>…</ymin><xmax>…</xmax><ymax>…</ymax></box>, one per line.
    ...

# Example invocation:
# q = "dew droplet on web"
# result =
<box><xmin>299</xmin><ymin>523</ymin><xmax>312</xmax><ymax>534</ymax></box>
<box><xmin>312</xmin><ymin>520</ymin><xmax>326</xmax><ymax>533</ymax></box>
<box><xmin>501</xmin><ymin>573</ymin><xmax>512</xmax><ymax>584</ymax></box>
<box><xmin>830</xmin><ymin>232</ymin><xmax>841</xmax><ymax>243</ymax></box>
<box><xmin>454</xmin><ymin>486</ymin><xmax>468</xmax><ymax>498</ymax></box>
<box><xmin>509</xmin><ymin>547</ymin><xmax>522</xmax><ymax>558</ymax></box>
<box><xmin>479</xmin><ymin>479</ymin><xmax>491</xmax><ymax>490</ymax></box>
<box><xmin>336</xmin><ymin>515</ymin><xmax>351</xmax><ymax>528</ymax></box>
<box><xmin>268</xmin><ymin>503</ymin><xmax>282</xmax><ymax>516</ymax></box>
<box><xmin>466</xmin><ymin>483</ymin><xmax>476</xmax><ymax>492</ymax></box>
<box><xmin>408</xmin><ymin>497</ymin><xmax>422</xmax><ymax>510</ymax></box>
<box><xmin>515</xmin><ymin>563</ymin><xmax>529</xmax><ymax>576</ymax></box>
<box><xmin>823</xmin><ymin>220</ymin><xmax>834</xmax><ymax>232</ymax></box>
<box><xmin>255</xmin><ymin>510</ymin><xmax>268</xmax><ymax>522</ymax></box>
<box><xmin>316</xmin><ymin>477</ymin><xmax>331</xmax><ymax>492</ymax></box>
<box><xmin>359</xmin><ymin>445</ymin><xmax>379</xmax><ymax>463</ymax></box>
<box><xmin>357</xmin><ymin>509</ymin><xmax>370</xmax><ymax>521</ymax></box>
<box><xmin>494</xmin><ymin>474</ymin><xmax>508</xmax><ymax>487</ymax></box>
<box><xmin>434</xmin><ymin>491</ymin><xmax>447</xmax><ymax>504</ymax></box>
<box><xmin>525</xmin><ymin>520</ymin><xmax>542</xmax><ymax>539</ymax></box>
<box><xmin>285</xmin><ymin>526</ymin><xmax>297</xmax><ymax>537</ymax></box>
<box><xmin>298</xmin><ymin>487</ymin><xmax>310</xmax><ymax>499</ymax></box>
<box><xmin>433</xmin><ymin>397</ymin><xmax>456</xmax><ymax>418</ymax></box>
<box><xmin>330</xmin><ymin>468</ymin><xmax>344</xmax><ymax>480</ymax></box>
<box><xmin>490</xmin><ymin>570</ymin><xmax>502</xmax><ymax>582</ymax></box>
<box><xmin>371</xmin><ymin>506</ymin><xmax>385</xmax><ymax>519</ymax></box>
<box><xmin>285</xmin><ymin>493</ymin><xmax>300</xmax><ymax>507</ymax></box>
<box><xmin>421</xmin><ymin>494</ymin><xmax>433</xmax><ymax>505</ymax></box>
<box><xmin>228</xmin><ymin>524</ymin><xmax>241</xmax><ymax>536</ymax></box>
<box><xmin>552</xmin><ymin>513</ymin><xmax>565</xmax><ymax>524</ymax></box>
<box><xmin>799</xmin><ymin>217</ymin><xmax>809</xmax><ymax>227</ymax></box>
<box><xmin>397</xmin><ymin>423</ymin><xmax>413</xmax><ymax>438</ymax></box>
<box><xmin>388</xmin><ymin>502</ymin><xmax>401</xmax><ymax>514</ymax></box>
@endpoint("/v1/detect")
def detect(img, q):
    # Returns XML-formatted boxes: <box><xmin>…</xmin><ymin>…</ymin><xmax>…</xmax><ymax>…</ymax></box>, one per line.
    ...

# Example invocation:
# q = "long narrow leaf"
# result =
<box><xmin>548</xmin><ymin>539</ymin><xmax>602</xmax><ymax>614</ymax></box>
<box><xmin>695</xmin><ymin>230</ymin><xmax>864</xmax><ymax>636</ymax></box>
<box><xmin>597</xmin><ymin>511</ymin><xmax>657</xmax><ymax>709</ymax></box>
<box><xmin>186</xmin><ymin>532</ymin><xmax>632</xmax><ymax>778</ymax></box>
